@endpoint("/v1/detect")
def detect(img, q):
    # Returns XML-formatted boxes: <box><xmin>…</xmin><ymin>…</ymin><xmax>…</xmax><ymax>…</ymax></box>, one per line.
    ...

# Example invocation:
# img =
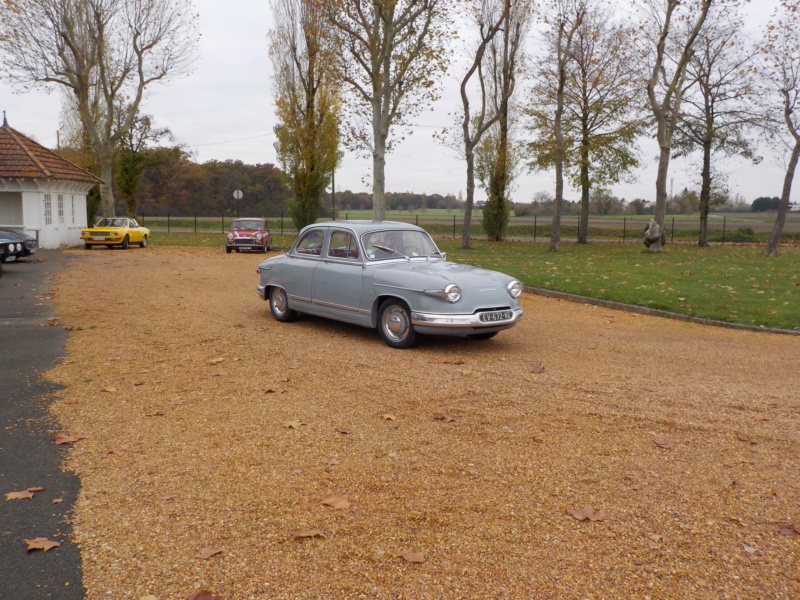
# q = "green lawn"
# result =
<box><xmin>152</xmin><ymin>232</ymin><xmax>800</xmax><ymax>331</ymax></box>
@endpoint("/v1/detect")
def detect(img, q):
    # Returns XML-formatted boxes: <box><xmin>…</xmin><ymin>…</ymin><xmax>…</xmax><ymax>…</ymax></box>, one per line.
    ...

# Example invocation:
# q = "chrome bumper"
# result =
<box><xmin>256</xmin><ymin>284</ymin><xmax>267</xmax><ymax>300</ymax></box>
<box><xmin>411</xmin><ymin>307</ymin><xmax>523</xmax><ymax>328</ymax></box>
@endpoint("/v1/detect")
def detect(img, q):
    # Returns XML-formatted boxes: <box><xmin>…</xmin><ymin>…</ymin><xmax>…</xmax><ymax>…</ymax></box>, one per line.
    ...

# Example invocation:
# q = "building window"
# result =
<box><xmin>58</xmin><ymin>195</ymin><xmax>65</xmax><ymax>224</ymax></box>
<box><xmin>44</xmin><ymin>194</ymin><xmax>52</xmax><ymax>225</ymax></box>
<box><xmin>71</xmin><ymin>196</ymin><xmax>76</xmax><ymax>224</ymax></box>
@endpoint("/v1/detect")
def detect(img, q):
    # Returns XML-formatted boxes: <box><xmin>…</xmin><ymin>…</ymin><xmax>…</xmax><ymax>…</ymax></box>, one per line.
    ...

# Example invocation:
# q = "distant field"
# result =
<box><xmin>140</xmin><ymin>210</ymin><xmax>800</xmax><ymax>243</ymax></box>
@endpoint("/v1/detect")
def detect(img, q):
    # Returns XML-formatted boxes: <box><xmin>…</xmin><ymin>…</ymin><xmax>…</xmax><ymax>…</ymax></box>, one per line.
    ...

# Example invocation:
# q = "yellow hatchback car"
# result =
<box><xmin>81</xmin><ymin>218</ymin><xmax>150</xmax><ymax>250</ymax></box>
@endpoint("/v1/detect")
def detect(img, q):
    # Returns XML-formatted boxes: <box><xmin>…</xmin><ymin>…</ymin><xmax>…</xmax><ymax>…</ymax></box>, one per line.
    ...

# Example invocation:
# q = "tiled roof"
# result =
<box><xmin>0</xmin><ymin>116</ymin><xmax>102</xmax><ymax>185</ymax></box>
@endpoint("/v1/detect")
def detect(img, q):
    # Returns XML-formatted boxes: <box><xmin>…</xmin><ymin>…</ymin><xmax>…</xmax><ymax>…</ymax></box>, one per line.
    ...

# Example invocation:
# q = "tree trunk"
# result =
<box><xmin>372</xmin><ymin>127</ymin><xmax>387</xmax><ymax>222</ymax></box>
<box><xmin>766</xmin><ymin>140</ymin><xmax>800</xmax><ymax>256</ymax></box>
<box><xmin>578</xmin><ymin>139</ymin><xmax>590</xmax><ymax>244</ymax></box>
<box><xmin>99</xmin><ymin>154</ymin><xmax>116</xmax><ymax>217</ymax></box>
<box><xmin>461</xmin><ymin>145</ymin><xmax>475</xmax><ymax>249</ymax></box>
<box><xmin>698</xmin><ymin>137</ymin><xmax>712</xmax><ymax>247</ymax></box>
<box><xmin>650</xmin><ymin>143</ymin><xmax>671</xmax><ymax>252</ymax></box>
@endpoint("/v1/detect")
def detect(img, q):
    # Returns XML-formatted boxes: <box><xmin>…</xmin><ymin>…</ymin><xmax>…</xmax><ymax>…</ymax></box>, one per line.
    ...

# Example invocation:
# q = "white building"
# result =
<box><xmin>0</xmin><ymin>114</ymin><xmax>101</xmax><ymax>249</ymax></box>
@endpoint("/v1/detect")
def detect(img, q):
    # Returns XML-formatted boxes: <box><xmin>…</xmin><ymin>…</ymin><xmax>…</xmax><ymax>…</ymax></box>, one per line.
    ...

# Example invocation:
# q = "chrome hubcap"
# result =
<box><xmin>383</xmin><ymin>306</ymin><xmax>409</xmax><ymax>341</ymax></box>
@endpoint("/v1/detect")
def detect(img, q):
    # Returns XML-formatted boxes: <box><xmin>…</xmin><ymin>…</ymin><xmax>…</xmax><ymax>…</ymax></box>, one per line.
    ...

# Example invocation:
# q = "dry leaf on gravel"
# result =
<box><xmin>206</xmin><ymin>357</ymin><xmax>225</xmax><ymax>365</ymax></box>
<box><xmin>284</xmin><ymin>421</ymin><xmax>305</xmax><ymax>429</ymax></box>
<box><xmin>653</xmin><ymin>438</ymin><xmax>672</xmax><ymax>449</ymax></box>
<box><xmin>382</xmin><ymin>414</ymin><xmax>396</xmax><ymax>421</ymax></box>
<box><xmin>289</xmin><ymin>528</ymin><xmax>327</xmax><ymax>539</ymax></box>
<box><xmin>53</xmin><ymin>433</ymin><xmax>85</xmax><ymax>445</ymax></box>
<box><xmin>24</xmin><ymin>537</ymin><xmax>61</xmax><ymax>552</ymax></box>
<box><xmin>568</xmin><ymin>506</ymin><xmax>606</xmax><ymax>522</ymax></box>
<box><xmin>433</xmin><ymin>412</ymin><xmax>454</xmax><ymax>423</ymax></box>
<box><xmin>321</xmin><ymin>495</ymin><xmax>351</xmax><ymax>510</ymax></box>
<box><xmin>531</xmin><ymin>364</ymin><xmax>546</xmax><ymax>374</ymax></box>
<box><xmin>324</xmin><ymin>457</ymin><xmax>342</xmax><ymax>466</ymax></box>
<box><xmin>197</xmin><ymin>548</ymin><xmax>223</xmax><ymax>559</ymax></box>
<box><xmin>336</xmin><ymin>427</ymin><xmax>352</xmax><ymax>435</ymax></box>
<box><xmin>100</xmin><ymin>387</ymin><xmax>118</xmax><ymax>393</ymax></box>
<box><xmin>5</xmin><ymin>490</ymin><xmax>35</xmax><ymax>500</ymax></box>
<box><xmin>186</xmin><ymin>591</ymin><xmax>217</xmax><ymax>600</ymax></box>
<box><xmin>399</xmin><ymin>551</ymin><xmax>426</xmax><ymax>563</ymax></box>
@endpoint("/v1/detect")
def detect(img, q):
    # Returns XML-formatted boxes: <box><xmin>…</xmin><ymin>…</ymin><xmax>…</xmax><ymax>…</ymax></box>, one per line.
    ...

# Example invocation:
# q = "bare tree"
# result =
<box><xmin>675</xmin><ymin>11</ymin><xmax>761</xmax><ymax>247</ymax></box>
<box><xmin>319</xmin><ymin>0</ymin><xmax>453</xmax><ymax>221</ymax></box>
<box><xmin>526</xmin><ymin>7</ymin><xmax>646</xmax><ymax>244</ymax></box>
<box><xmin>639</xmin><ymin>0</ymin><xmax>716</xmax><ymax>251</ymax></box>
<box><xmin>0</xmin><ymin>0</ymin><xmax>199</xmax><ymax>217</ymax></box>
<box><xmin>756</xmin><ymin>0</ymin><xmax>800</xmax><ymax>256</ymax></box>
<box><xmin>543</xmin><ymin>0</ymin><xmax>586</xmax><ymax>251</ymax></box>
<box><xmin>452</xmin><ymin>0</ymin><xmax>509</xmax><ymax>248</ymax></box>
<box><xmin>270</xmin><ymin>0</ymin><xmax>342</xmax><ymax>229</ymax></box>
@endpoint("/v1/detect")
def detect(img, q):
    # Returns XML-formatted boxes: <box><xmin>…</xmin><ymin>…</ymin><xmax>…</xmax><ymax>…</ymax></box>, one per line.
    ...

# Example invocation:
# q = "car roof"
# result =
<box><xmin>301</xmin><ymin>220</ymin><xmax>425</xmax><ymax>236</ymax></box>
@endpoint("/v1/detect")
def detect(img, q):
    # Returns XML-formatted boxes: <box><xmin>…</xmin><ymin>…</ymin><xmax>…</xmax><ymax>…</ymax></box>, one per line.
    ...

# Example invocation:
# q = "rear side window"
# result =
<box><xmin>295</xmin><ymin>229</ymin><xmax>325</xmax><ymax>255</ymax></box>
<box><xmin>327</xmin><ymin>231</ymin><xmax>359</xmax><ymax>260</ymax></box>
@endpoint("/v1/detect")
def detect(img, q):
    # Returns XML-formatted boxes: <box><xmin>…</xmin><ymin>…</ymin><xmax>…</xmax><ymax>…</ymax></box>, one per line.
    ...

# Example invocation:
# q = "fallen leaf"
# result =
<box><xmin>24</xmin><ymin>537</ymin><xmax>60</xmax><ymax>552</ymax></box>
<box><xmin>649</xmin><ymin>534</ymin><xmax>663</xmax><ymax>542</ymax></box>
<box><xmin>336</xmin><ymin>427</ymin><xmax>352</xmax><ymax>435</ymax></box>
<box><xmin>324</xmin><ymin>457</ymin><xmax>342</xmax><ymax>466</ymax></box>
<box><xmin>145</xmin><ymin>411</ymin><xmax>165</xmax><ymax>417</ymax></box>
<box><xmin>440</xmin><ymin>360</ymin><xmax>465</xmax><ymax>365</ymax></box>
<box><xmin>206</xmin><ymin>357</ymin><xmax>225</xmax><ymax>365</ymax></box>
<box><xmin>531</xmin><ymin>364</ymin><xmax>546</xmax><ymax>374</ymax></box>
<box><xmin>47</xmin><ymin>318</ymin><xmax>60</xmax><ymax>326</ymax></box>
<box><xmin>140</xmin><ymin>596</ymin><xmax>159</xmax><ymax>600</ymax></box>
<box><xmin>34</xmin><ymin>321</ymin><xmax>45</xmax><ymax>327</ymax></box>
<box><xmin>264</xmin><ymin>388</ymin><xmax>286</xmax><ymax>394</ymax></box>
<box><xmin>5</xmin><ymin>490</ymin><xmax>34</xmax><ymax>500</ymax></box>
<box><xmin>284</xmin><ymin>421</ymin><xmax>305</xmax><ymax>429</ymax></box>
<box><xmin>321</xmin><ymin>495</ymin><xmax>351</xmax><ymax>510</ymax></box>
<box><xmin>100</xmin><ymin>387</ymin><xmax>118</xmax><ymax>393</ymax></box>
<box><xmin>743</xmin><ymin>544</ymin><xmax>757</xmax><ymax>554</ymax></box>
<box><xmin>736</xmin><ymin>433</ymin><xmax>758</xmax><ymax>445</ymax></box>
<box><xmin>52</xmin><ymin>498</ymin><xmax>64</xmax><ymax>504</ymax></box>
<box><xmin>197</xmin><ymin>547</ymin><xmax>223</xmax><ymax>559</ymax></box>
<box><xmin>289</xmin><ymin>528</ymin><xmax>327</xmax><ymax>539</ymax></box>
<box><xmin>399</xmin><ymin>550</ymin><xmax>426</xmax><ymax>563</ymax></box>
<box><xmin>433</xmin><ymin>412</ymin><xmax>454</xmax><ymax>423</ymax></box>
<box><xmin>54</xmin><ymin>433</ymin><xmax>85</xmax><ymax>445</ymax></box>
<box><xmin>382</xmin><ymin>414</ymin><xmax>396</xmax><ymax>421</ymax></box>
<box><xmin>653</xmin><ymin>438</ymin><xmax>672</xmax><ymax>449</ymax></box>
<box><xmin>568</xmin><ymin>506</ymin><xmax>606</xmax><ymax>522</ymax></box>
<box><xmin>186</xmin><ymin>592</ymin><xmax>217</xmax><ymax>600</ymax></box>
<box><xmin>26</xmin><ymin>487</ymin><xmax>45</xmax><ymax>493</ymax></box>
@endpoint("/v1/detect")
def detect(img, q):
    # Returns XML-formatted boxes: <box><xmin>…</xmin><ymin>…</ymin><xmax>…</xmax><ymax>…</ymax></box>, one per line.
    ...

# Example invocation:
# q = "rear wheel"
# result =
<box><xmin>378</xmin><ymin>300</ymin><xmax>417</xmax><ymax>349</ymax></box>
<box><xmin>139</xmin><ymin>235</ymin><xmax>148</xmax><ymax>248</ymax></box>
<box><xmin>121</xmin><ymin>235</ymin><xmax>129</xmax><ymax>249</ymax></box>
<box><xmin>269</xmin><ymin>287</ymin><xmax>296</xmax><ymax>322</ymax></box>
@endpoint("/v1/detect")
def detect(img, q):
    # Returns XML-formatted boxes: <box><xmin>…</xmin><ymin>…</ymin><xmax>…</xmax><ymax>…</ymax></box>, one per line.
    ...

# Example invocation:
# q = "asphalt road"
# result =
<box><xmin>0</xmin><ymin>250</ymin><xmax>84</xmax><ymax>599</ymax></box>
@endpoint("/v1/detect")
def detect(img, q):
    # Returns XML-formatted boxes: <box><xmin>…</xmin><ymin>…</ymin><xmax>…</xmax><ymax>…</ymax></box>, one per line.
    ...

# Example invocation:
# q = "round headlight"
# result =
<box><xmin>15</xmin><ymin>243</ymin><xmax>21</xmax><ymax>252</ymax></box>
<box><xmin>445</xmin><ymin>283</ymin><xmax>461</xmax><ymax>303</ymax></box>
<box><xmin>256</xmin><ymin>233</ymin><xmax>263</xmax><ymax>241</ymax></box>
<box><xmin>227</xmin><ymin>233</ymin><xmax>234</xmax><ymax>241</ymax></box>
<box><xmin>507</xmin><ymin>280</ymin><xmax>523</xmax><ymax>298</ymax></box>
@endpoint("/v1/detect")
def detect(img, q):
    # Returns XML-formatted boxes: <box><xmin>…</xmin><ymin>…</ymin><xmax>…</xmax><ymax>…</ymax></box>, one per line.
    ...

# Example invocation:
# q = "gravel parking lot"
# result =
<box><xmin>45</xmin><ymin>245</ymin><xmax>799</xmax><ymax>599</ymax></box>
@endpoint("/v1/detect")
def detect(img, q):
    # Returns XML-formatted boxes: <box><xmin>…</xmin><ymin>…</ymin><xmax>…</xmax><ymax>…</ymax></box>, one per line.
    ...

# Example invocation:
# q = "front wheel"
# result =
<box><xmin>139</xmin><ymin>235</ymin><xmax>148</xmax><ymax>248</ymax></box>
<box><xmin>378</xmin><ymin>300</ymin><xmax>418</xmax><ymax>349</ymax></box>
<box><xmin>269</xmin><ymin>287</ymin><xmax>296</xmax><ymax>322</ymax></box>
<box><xmin>121</xmin><ymin>235</ymin><xmax>129</xmax><ymax>249</ymax></box>
<box><xmin>84</xmin><ymin>243</ymin><xmax>92</xmax><ymax>250</ymax></box>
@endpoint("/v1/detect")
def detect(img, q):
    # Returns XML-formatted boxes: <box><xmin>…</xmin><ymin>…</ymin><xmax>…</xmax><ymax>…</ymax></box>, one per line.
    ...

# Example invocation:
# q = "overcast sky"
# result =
<box><xmin>0</xmin><ymin>0</ymin><xmax>791</xmax><ymax>205</ymax></box>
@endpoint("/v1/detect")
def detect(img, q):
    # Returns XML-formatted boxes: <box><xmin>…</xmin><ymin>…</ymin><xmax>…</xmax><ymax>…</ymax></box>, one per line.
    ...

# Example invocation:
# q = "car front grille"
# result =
<box><xmin>234</xmin><ymin>238</ymin><xmax>255</xmax><ymax>245</ymax></box>
<box><xmin>92</xmin><ymin>231</ymin><xmax>112</xmax><ymax>236</ymax></box>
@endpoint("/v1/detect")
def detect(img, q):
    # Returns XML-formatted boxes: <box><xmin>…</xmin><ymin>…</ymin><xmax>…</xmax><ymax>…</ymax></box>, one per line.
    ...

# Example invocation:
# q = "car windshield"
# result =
<box><xmin>97</xmin><ymin>218</ymin><xmax>128</xmax><ymax>227</ymax></box>
<box><xmin>362</xmin><ymin>230</ymin><xmax>440</xmax><ymax>261</ymax></box>
<box><xmin>232</xmin><ymin>220</ymin><xmax>263</xmax><ymax>231</ymax></box>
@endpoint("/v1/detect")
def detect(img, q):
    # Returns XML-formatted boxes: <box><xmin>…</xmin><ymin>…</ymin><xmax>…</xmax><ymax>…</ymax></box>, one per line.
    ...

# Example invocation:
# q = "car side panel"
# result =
<box><xmin>312</xmin><ymin>259</ymin><xmax>369</xmax><ymax>326</ymax></box>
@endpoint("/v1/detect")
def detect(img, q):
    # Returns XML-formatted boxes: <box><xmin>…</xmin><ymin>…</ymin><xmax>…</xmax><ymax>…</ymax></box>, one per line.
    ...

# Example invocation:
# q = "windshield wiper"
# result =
<box><xmin>372</xmin><ymin>244</ymin><xmax>408</xmax><ymax>259</ymax></box>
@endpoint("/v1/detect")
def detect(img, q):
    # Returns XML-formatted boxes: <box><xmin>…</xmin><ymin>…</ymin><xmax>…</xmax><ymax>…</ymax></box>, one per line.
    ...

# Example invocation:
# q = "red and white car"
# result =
<box><xmin>226</xmin><ymin>218</ymin><xmax>272</xmax><ymax>253</ymax></box>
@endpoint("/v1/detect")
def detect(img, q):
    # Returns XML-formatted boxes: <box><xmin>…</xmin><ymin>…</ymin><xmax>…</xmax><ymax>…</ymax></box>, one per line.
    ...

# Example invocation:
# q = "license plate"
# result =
<box><xmin>91</xmin><ymin>236</ymin><xmax>106</xmax><ymax>240</ymax></box>
<box><xmin>479</xmin><ymin>310</ymin><xmax>512</xmax><ymax>322</ymax></box>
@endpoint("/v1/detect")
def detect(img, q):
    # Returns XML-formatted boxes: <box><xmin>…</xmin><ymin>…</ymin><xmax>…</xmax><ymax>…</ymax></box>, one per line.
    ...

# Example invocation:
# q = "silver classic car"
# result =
<box><xmin>256</xmin><ymin>221</ymin><xmax>523</xmax><ymax>348</ymax></box>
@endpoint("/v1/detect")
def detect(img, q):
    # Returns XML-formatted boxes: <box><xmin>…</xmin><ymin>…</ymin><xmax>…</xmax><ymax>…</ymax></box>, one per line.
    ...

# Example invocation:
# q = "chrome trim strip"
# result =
<box><xmin>411</xmin><ymin>307</ymin><xmax>523</xmax><ymax>328</ymax></box>
<box><xmin>312</xmin><ymin>299</ymin><xmax>370</xmax><ymax>315</ymax></box>
<box><xmin>374</xmin><ymin>282</ymin><xmax>423</xmax><ymax>293</ymax></box>
<box><xmin>287</xmin><ymin>294</ymin><xmax>312</xmax><ymax>304</ymax></box>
